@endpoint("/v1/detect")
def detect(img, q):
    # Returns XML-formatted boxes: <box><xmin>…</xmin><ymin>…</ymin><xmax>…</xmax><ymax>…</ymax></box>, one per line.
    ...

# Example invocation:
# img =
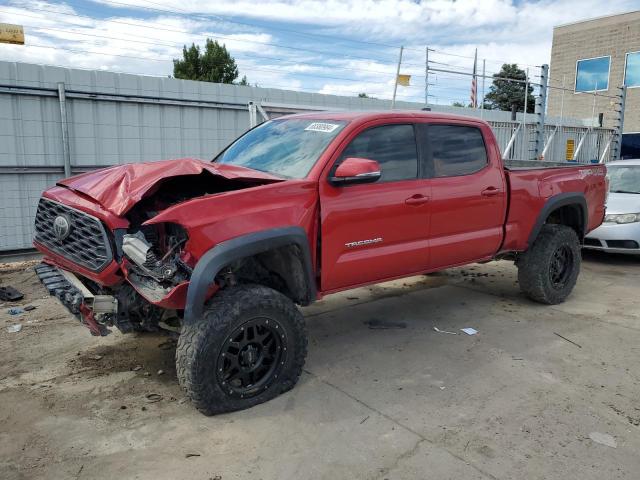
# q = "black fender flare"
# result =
<box><xmin>527</xmin><ymin>192</ymin><xmax>588</xmax><ymax>248</ymax></box>
<box><xmin>183</xmin><ymin>226</ymin><xmax>316</xmax><ymax>325</ymax></box>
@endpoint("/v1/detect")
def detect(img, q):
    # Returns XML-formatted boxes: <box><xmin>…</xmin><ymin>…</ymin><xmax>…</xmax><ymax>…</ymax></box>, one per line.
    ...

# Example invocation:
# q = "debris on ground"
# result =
<box><xmin>589</xmin><ymin>432</ymin><xmax>617</xmax><ymax>448</ymax></box>
<box><xmin>132</xmin><ymin>365</ymin><xmax>143</xmax><ymax>371</ymax></box>
<box><xmin>145</xmin><ymin>393</ymin><xmax>163</xmax><ymax>403</ymax></box>
<box><xmin>8</xmin><ymin>307</ymin><xmax>25</xmax><ymax>315</ymax></box>
<box><xmin>185</xmin><ymin>453</ymin><xmax>201</xmax><ymax>458</ymax></box>
<box><xmin>90</xmin><ymin>355</ymin><xmax>104</xmax><ymax>361</ymax></box>
<box><xmin>460</xmin><ymin>327</ymin><xmax>478</xmax><ymax>335</ymax></box>
<box><xmin>554</xmin><ymin>332</ymin><xmax>582</xmax><ymax>348</ymax></box>
<box><xmin>23</xmin><ymin>305</ymin><xmax>36</xmax><ymax>311</ymax></box>
<box><xmin>7</xmin><ymin>324</ymin><xmax>22</xmax><ymax>333</ymax></box>
<box><xmin>433</xmin><ymin>326</ymin><xmax>457</xmax><ymax>335</ymax></box>
<box><xmin>0</xmin><ymin>286</ymin><xmax>23</xmax><ymax>301</ymax></box>
<box><xmin>157</xmin><ymin>369</ymin><xmax>165</xmax><ymax>375</ymax></box>
<box><xmin>364</xmin><ymin>319</ymin><xmax>407</xmax><ymax>329</ymax></box>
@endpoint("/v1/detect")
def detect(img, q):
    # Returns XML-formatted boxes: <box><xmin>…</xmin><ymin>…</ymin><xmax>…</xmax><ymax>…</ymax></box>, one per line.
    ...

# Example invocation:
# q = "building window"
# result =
<box><xmin>575</xmin><ymin>56</ymin><xmax>610</xmax><ymax>92</ymax></box>
<box><xmin>625</xmin><ymin>52</ymin><xmax>640</xmax><ymax>88</ymax></box>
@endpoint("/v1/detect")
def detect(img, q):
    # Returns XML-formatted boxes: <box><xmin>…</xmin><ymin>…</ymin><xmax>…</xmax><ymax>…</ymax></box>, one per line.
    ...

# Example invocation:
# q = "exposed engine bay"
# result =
<box><xmin>122</xmin><ymin>224</ymin><xmax>192</xmax><ymax>289</ymax></box>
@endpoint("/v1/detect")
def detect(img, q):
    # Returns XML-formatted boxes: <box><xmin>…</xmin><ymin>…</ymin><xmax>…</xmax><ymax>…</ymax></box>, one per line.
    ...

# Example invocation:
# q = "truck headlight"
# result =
<box><xmin>604</xmin><ymin>213</ymin><xmax>640</xmax><ymax>224</ymax></box>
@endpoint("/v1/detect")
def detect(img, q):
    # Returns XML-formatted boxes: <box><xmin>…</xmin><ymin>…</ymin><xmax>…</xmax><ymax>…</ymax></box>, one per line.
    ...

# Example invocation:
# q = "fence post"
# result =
<box><xmin>534</xmin><ymin>64</ymin><xmax>548</xmax><ymax>160</ymax></box>
<box><xmin>611</xmin><ymin>86</ymin><xmax>626</xmax><ymax>160</ymax></box>
<box><xmin>57</xmin><ymin>82</ymin><xmax>72</xmax><ymax>177</ymax></box>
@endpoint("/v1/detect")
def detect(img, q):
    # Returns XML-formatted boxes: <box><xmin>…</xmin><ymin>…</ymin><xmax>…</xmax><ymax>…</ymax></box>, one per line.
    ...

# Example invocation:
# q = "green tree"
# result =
<box><xmin>358</xmin><ymin>93</ymin><xmax>369</xmax><ymax>98</ymax></box>
<box><xmin>484</xmin><ymin>63</ymin><xmax>535</xmax><ymax>113</ymax></box>
<box><xmin>173</xmin><ymin>39</ymin><xmax>244</xmax><ymax>84</ymax></box>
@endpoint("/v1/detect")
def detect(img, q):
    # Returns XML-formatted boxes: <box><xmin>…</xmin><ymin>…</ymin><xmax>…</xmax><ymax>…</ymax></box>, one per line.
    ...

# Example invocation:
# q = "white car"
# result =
<box><xmin>584</xmin><ymin>159</ymin><xmax>640</xmax><ymax>255</ymax></box>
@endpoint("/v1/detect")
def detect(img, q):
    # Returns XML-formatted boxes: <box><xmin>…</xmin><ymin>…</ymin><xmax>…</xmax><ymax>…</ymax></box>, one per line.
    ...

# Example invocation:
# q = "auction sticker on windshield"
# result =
<box><xmin>304</xmin><ymin>122</ymin><xmax>341</xmax><ymax>133</ymax></box>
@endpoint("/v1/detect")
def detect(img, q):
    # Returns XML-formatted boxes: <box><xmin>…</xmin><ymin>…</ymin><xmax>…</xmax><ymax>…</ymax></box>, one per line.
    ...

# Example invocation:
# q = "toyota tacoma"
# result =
<box><xmin>33</xmin><ymin>111</ymin><xmax>607</xmax><ymax>415</ymax></box>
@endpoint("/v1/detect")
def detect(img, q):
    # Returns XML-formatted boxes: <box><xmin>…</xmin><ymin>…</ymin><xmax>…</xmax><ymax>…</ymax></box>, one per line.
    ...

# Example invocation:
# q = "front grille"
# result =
<box><xmin>34</xmin><ymin>198</ymin><xmax>113</xmax><ymax>272</ymax></box>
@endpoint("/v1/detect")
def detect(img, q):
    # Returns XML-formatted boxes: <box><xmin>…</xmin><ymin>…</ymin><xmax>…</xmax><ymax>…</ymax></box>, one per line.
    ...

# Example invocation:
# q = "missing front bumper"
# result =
<box><xmin>35</xmin><ymin>263</ymin><xmax>117</xmax><ymax>335</ymax></box>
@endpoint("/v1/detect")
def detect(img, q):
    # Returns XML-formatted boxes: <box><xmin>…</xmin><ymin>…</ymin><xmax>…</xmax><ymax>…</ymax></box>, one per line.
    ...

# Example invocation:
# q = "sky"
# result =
<box><xmin>0</xmin><ymin>0</ymin><xmax>637</xmax><ymax>105</ymax></box>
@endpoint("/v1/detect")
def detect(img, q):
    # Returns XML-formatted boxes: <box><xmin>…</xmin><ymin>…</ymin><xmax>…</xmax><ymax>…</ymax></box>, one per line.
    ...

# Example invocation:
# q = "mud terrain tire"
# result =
<box><xmin>517</xmin><ymin>224</ymin><xmax>581</xmax><ymax>305</ymax></box>
<box><xmin>176</xmin><ymin>284</ymin><xmax>307</xmax><ymax>415</ymax></box>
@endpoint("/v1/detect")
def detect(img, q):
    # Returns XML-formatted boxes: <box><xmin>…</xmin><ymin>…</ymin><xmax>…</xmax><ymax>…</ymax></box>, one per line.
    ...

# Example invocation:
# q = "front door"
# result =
<box><xmin>319</xmin><ymin>122</ymin><xmax>432</xmax><ymax>292</ymax></box>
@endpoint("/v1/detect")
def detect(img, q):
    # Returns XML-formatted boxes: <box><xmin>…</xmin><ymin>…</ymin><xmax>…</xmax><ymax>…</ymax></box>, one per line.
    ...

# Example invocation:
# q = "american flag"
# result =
<box><xmin>470</xmin><ymin>48</ymin><xmax>478</xmax><ymax>108</ymax></box>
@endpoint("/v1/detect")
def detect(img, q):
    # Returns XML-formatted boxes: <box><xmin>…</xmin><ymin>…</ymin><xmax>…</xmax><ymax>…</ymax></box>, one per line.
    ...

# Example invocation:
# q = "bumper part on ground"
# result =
<box><xmin>35</xmin><ymin>263</ymin><xmax>117</xmax><ymax>336</ymax></box>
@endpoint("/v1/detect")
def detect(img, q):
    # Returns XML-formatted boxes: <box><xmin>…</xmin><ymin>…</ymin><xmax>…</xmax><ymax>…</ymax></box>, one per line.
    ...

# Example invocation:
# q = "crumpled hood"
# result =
<box><xmin>605</xmin><ymin>192</ymin><xmax>640</xmax><ymax>215</ymax></box>
<box><xmin>56</xmin><ymin>158</ymin><xmax>282</xmax><ymax>217</ymax></box>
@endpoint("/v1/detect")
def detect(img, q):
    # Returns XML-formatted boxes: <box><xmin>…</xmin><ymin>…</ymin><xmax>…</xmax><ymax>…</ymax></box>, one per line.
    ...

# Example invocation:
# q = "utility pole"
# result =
<box><xmin>425</xmin><ymin>47</ymin><xmax>429</xmax><ymax>107</ymax></box>
<box><xmin>522</xmin><ymin>67</ymin><xmax>529</xmax><ymax>160</ymax></box>
<box><xmin>480</xmin><ymin>59</ymin><xmax>486</xmax><ymax>118</ymax></box>
<box><xmin>391</xmin><ymin>46</ymin><xmax>404</xmax><ymax>109</ymax></box>
<box><xmin>534</xmin><ymin>64</ymin><xmax>549</xmax><ymax>160</ymax></box>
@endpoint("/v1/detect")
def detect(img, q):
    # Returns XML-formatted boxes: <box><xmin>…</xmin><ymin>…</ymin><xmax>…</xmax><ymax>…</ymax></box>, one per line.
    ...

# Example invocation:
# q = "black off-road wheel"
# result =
<box><xmin>517</xmin><ymin>224</ymin><xmax>581</xmax><ymax>305</ymax></box>
<box><xmin>176</xmin><ymin>284</ymin><xmax>307</xmax><ymax>415</ymax></box>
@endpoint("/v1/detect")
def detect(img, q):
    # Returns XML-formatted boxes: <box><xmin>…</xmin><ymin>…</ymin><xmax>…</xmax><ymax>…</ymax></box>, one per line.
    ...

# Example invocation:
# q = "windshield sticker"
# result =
<box><xmin>304</xmin><ymin>122</ymin><xmax>340</xmax><ymax>133</ymax></box>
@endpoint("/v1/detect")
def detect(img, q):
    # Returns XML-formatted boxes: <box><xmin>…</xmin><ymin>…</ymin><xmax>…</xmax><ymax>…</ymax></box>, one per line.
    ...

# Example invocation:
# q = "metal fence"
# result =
<box><xmin>0</xmin><ymin>61</ymin><xmax>616</xmax><ymax>252</ymax></box>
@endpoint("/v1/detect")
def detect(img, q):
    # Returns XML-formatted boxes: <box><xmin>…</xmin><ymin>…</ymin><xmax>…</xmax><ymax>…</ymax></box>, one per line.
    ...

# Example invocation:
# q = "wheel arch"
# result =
<box><xmin>184</xmin><ymin>227</ymin><xmax>316</xmax><ymax>326</ymax></box>
<box><xmin>527</xmin><ymin>192</ymin><xmax>588</xmax><ymax>249</ymax></box>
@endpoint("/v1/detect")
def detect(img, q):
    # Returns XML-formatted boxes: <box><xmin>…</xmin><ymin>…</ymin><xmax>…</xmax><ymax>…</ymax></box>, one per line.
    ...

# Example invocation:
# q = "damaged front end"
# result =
<box><xmin>33</xmin><ymin>159</ymin><xmax>286</xmax><ymax>336</ymax></box>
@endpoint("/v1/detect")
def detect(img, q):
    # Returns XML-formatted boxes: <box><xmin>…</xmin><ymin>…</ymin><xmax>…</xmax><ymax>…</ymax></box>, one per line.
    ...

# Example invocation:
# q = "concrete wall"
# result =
<box><xmin>547</xmin><ymin>10</ymin><xmax>640</xmax><ymax>132</ymax></box>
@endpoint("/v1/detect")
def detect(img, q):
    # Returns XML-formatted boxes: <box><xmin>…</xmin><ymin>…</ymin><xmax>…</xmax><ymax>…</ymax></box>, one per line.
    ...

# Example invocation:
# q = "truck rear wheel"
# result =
<box><xmin>176</xmin><ymin>284</ymin><xmax>307</xmax><ymax>415</ymax></box>
<box><xmin>517</xmin><ymin>224</ymin><xmax>581</xmax><ymax>305</ymax></box>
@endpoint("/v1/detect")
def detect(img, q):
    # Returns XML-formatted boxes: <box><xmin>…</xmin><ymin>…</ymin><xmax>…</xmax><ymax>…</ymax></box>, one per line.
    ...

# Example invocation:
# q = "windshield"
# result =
<box><xmin>215</xmin><ymin>119</ymin><xmax>347</xmax><ymax>178</ymax></box>
<box><xmin>608</xmin><ymin>165</ymin><xmax>640</xmax><ymax>194</ymax></box>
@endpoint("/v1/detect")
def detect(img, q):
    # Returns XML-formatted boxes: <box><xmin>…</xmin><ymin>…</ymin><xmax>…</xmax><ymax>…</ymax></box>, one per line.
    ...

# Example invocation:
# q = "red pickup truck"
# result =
<box><xmin>33</xmin><ymin>111</ymin><xmax>607</xmax><ymax>415</ymax></box>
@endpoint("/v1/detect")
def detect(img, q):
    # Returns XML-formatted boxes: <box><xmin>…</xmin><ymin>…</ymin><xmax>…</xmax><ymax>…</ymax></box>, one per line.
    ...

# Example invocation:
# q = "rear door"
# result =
<box><xmin>417</xmin><ymin>122</ymin><xmax>506</xmax><ymax>268</ymax></box>
<box><xmin>319</xmin><ymin>122</ymin><xmax>431</xmax><ymax>292</ymax></box>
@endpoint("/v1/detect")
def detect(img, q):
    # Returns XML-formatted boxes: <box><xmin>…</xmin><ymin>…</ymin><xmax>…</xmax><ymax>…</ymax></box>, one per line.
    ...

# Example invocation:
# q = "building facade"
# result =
<box><xmin>547</xmin><ymin>11</ymin><xmax>640</xmax><ymax>138</ymax></box>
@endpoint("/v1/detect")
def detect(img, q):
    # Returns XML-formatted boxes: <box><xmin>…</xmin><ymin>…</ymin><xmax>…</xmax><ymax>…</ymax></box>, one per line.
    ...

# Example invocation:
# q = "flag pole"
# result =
<box><xmin>391</xmin><ymin>46</ymin><xmax>404</xmax><ymax>110</ymax></box>
<box><xmin>471</xmin><ymin>48</ymin><xmax>478</xmax><ymax>109</ymax></box>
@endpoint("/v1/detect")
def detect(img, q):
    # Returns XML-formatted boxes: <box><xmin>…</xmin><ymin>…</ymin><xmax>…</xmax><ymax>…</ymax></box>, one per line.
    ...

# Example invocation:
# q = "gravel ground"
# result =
<box><xmin>0</xmin><ymin>252</ymin><xmax>639</xmax><ymax>480</ymax></box>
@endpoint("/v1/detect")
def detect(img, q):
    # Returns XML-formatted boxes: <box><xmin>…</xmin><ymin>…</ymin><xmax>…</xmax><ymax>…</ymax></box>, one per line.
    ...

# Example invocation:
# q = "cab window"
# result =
<box><xmin>338</xmin><ymin>124</ymin><xmax>418</xmax><ymax>182</ymax></box>
<box><xmin>422</xmin><ymin>125</ymin><xmax>488</xmax><ymax>178</ymax></box>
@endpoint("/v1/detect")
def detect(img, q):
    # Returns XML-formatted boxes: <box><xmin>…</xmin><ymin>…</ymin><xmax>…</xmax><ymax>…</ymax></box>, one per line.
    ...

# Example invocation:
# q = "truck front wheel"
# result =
<box><xmin>517</xmin><ymin>224</ymin><xmax>581</xmax><ymax>305</ymax></box>
<box><xmin>176</xmin><ymin>284</ymin><xmax>307</xmax><ymax>415</ymax></box>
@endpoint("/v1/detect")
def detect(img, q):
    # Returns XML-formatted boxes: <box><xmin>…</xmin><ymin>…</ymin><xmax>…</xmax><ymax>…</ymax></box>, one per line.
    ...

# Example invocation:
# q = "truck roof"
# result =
<box><xmin>281</xmin><ymin>110</ymin><xmax>489</xmax><ymax>125</ymax></box>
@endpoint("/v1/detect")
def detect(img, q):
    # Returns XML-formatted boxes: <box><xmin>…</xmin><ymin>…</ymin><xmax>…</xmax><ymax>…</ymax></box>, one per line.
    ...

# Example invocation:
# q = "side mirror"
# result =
<box><xmin>330</xmin><ymin>157</ymin><xmax>381</xmax><ymax>186</ymax></box>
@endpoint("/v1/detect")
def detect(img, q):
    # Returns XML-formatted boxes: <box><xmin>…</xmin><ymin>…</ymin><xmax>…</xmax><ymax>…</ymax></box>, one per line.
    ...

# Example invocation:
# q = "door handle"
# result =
<box><xmin>405</xmin><ymin>194</ymin><xmax>430</xmax><ymax>205</ymax></box>
<box><xmin>481</xmin><ymin>187</ymin><xmax>500</xmax><ymax>197</ymax></box>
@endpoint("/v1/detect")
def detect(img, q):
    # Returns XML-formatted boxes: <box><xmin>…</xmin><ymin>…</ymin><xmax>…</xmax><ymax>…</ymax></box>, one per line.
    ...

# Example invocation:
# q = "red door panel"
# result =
<box><xmin>429</xmin><ymin>167</ymin><xmax>505</xmax><ymax>268</ymax></box>
<box><xmin>320</xmin><ymin>179</ymin><xmax>431</xmax><ymax>291</ymax></box>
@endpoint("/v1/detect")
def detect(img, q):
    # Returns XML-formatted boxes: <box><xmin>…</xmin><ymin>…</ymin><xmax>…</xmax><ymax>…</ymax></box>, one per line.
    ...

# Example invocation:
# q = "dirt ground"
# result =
<box><xmin>0</xmin><ymin>252</ymin><xmax>639</xmax><ymax>480</ymax></box>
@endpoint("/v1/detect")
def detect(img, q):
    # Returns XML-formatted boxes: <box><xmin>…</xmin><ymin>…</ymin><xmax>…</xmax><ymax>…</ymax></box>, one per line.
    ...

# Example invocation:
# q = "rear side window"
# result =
<box><xmin>338</xmin><ymin>124</ymin><xmax>418</xmax><ymax>182</ymax></box>
<box><xmin>426</xmin><ymin>125</ymin><xmax>488</xmax><ymax>177</ymax></box>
